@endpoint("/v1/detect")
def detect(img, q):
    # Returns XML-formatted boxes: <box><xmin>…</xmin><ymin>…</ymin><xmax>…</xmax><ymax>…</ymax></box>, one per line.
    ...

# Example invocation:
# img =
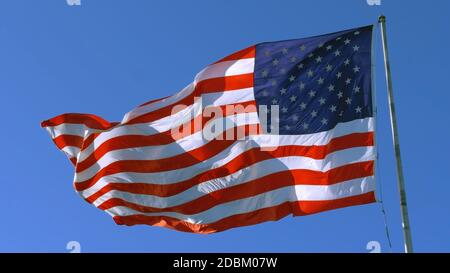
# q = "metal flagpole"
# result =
<box><xmin>378</xmin><ymin>15</ymin><xmax>414</xmax><ymax>253</ymax></box>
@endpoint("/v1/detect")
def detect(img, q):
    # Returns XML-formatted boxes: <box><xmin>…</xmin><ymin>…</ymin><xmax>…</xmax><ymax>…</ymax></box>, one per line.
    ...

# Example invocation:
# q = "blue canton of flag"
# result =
<box><xmin>254</xmin><ymin>25</ymin><xmax>373</xmax><ymax>134</ymax></box>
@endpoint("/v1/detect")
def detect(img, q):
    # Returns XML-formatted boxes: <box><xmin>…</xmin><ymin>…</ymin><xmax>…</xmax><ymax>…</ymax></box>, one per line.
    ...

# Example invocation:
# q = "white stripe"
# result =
<box><xmin>122</xmin><ymin>82</ymin><xmax>195</xmax><ymax>124</ymax></box>
<box><xmin>80</xmin><ymin>144</ymin><xmax>375</xmax><ymax>199</ymax></box>
<box><xmin>91</xmin><ymin>154</ymin><xmax>374</xmax><ymax>208</ymax></box>
<box><xmin>61</xmin><ymin>146</ymin><xmax>80</xmax><ymax>160</ymax></box>
<box><xmin>75</xmin><ymin>112</ymin><xmax>261</xmax><ymax>181</ymax></box>
<box><xmin>105</xmin><ymin>176</ymin><xmax>375</xmax><ymax>224</ymax></box>
<box><xmin>45</xmin><ymin>124</ymin><xmax>90</xmax><ymax>139</ymax></box>
<box><xmin>122</xmin><ymin>58</ymin><xmax>254</xmax><ymax>123</ymax></box>
<box><xmin>202</xmin><ymin>88</ymin><xmax>255</xmax><ymax>106</ymax></box>
<box><xmin>78</xmin><ymin>89</ymin><xmax>255</xmax><ymax>163</ymax></box>
<box><xmin>194</xmin><ymin>59</ymin><xmax>254</xmax><ymax>83</ymax></box>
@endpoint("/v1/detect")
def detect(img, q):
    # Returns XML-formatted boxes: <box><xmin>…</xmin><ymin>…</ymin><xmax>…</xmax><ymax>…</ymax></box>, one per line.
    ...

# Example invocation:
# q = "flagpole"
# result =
<box><xmin>378</xmin><ymin>15</ymin><xmax>414</xmax><ymax>253</ymax></box>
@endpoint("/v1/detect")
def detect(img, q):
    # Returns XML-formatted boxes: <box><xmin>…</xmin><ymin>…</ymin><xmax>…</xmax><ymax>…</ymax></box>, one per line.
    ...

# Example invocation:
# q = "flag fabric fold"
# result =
<box><xmin>42</xmin><ymin>25</ymin><xmax>376</xmax><ymax>233</ymax></box>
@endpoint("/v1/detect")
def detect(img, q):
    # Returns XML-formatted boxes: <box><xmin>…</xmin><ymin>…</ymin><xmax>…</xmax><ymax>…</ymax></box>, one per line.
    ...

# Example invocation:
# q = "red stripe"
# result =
<box><xmin>75</xmin><ymin>124</ymin><xmax>263</xmax><ymax>191</ymax></box>
<box><xmin>69</xmin><ymin>157</ymin><xmax>77</xmax><ymax>166</ymax></box>
<box><xmin>138</xmin><ymin>96</ymin><xmax>170</xmax><ymax>107</ymax></box>
<box><xmin>97</xmin><ymin>161</ymin><xmax>374</xmax><ymax>214</ymax></box>
<box><xmin>53</xmin><ymin>135</ymin><xmax>84</xmax><ymax>149</ymax></box>
<box><xmin>80</xmin><ymin>132</ymin><xmax>100</xmax><ymax>151</ymax></box>
<box><xmin>76</xmin><ymin>101</ymin><xmax>257</xmax><ymax>172</ymax></box>
<box><xmin>112</xmin><ymin>191</ymin><xmax>376</xmax><ymax>234</ymax></box>
<box><xmin>125</xmin><ymin>74</ymin><xmax>254</xmax><ymax>125</ymax></box>
<box><xmin>195</xmin><ymin>73</ymin><xmax>254</xmax><ymax>94</ymax></box>
<box><xmin>41</xmin><ymin>113</ymin><xmax>118</xmax><ymax>130</ymax></box>
<box><xmin>83</xmin><ymin>132</ymin><xmax>373</xmax><ymax>202</ymax></box>
<box><xmin>214</xmin><ymin>46</ymin><xmax>256</xmax><ymax>63</ymax></box>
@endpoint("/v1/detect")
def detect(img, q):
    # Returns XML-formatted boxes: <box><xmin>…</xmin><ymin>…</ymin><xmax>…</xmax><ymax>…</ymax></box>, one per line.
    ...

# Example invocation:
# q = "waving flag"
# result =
<box><xmin>42</xmin><ymin>25</ymin><xmax>376</xmax><ymax>233</ymax></box>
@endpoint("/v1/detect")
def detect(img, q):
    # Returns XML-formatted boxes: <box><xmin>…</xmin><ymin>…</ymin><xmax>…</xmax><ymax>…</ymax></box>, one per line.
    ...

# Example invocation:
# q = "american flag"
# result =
<box><xmin>42</xmin><ymin>25</ymin><xmax>376</xmax><ymax>233</ymax></box>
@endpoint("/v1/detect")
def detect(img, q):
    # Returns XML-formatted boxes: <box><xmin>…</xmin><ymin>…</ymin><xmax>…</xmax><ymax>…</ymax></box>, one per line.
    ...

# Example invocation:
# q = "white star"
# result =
<box><xmin>336</xmin><ymin>37</ymin><xmax>342</xmax><ymax>41</ymax></box>
<box><xmin>299</xmin><ymin>82</ymin><xmax>305</xmax><ymax>90</ymax></box>
<box><xmin>264</xmin><ymin>50</ymin><xmax>271</xmax><ymax>57</ymax></box>
<box><xmin>330</xmin><ymin>105</ymin><xmax>337</xmax><ymax>112</ymax></box>
<box><xmin>334</xmin><ymin>50</ymin><xmax>341</xmax><ymax>56</ymax></box>
<box><xmin>315</xmin><ymin>56</ymin><xmax>322</xmax><ymax>63</ymax></box>
<box><xmin>271</xmin><ymin>79</ymin><xmax>277</xmax><ymax>86</ymax></box>
<box><xmin>290</xmin><ymin>56</ymin><xmax>297</xmax><ymax>62</ymax></box>
<box><xmin>355</xmin><ymin>106</ymin><xmax>362</xmax><ymax>113</ymax></box>
<box><xmin>279</xmin><ymin>88</ymin><xmax>287</xmax><ymax>95</ymax></box>
<box><xmin>345</xmin><ymin>78</ymin><xmax>352</xmax><ymax>85</ymax></box>
<box><xmin>318</xmin><ymin>43</ymin><xmax>324</xmax><ymax>48</ymax></box>
<box><xmin>297</xmin><ymin>63</ymin><xmax>304</xmax><ymax>69</ymax></box>
<box><xmin>261</xmin><ymin>90</ymin><xmax>269</xmax><ymax>96</ymax></box>
<box><xmin>311</xmin><ymin>110</ymin><xmax>318</xmax><ymax>117</ymax></box>
<box><xmin>281</xmin><ymin>107</ymin><xmax>288</xmax><ymax>113</ymax></box>
<box><xmin>289</xmin><ymin>75</ymin><xmax>296</xmax><ymax>82</ymax></box>
<box><xmin>272</xmin><ymin>99</ymin><xmax>278</xmax><ymax>104</ymax></box>
<box><xmin>326</xmin><ymin>45</ymin><xmax>333</xmax><ymax>51</ymax></box>
<box><xmin>344</xmin><ymin>59</ymin><xmax>350</xmax><ymax>66</ymax></box>
<box><xmin>284</xmin><ymin>125</ymin><xmax>291</xmax><ymax>130</ymax></box>
<box><xmin>337</xmin><ymin>91</ymin><xmax>344</xmax><ymax>98</ymax></box>
<box><xmin>308</xmin><ymin>90</ymin><xmax>316</xmax><ymax>97</ymax></box>
<box><xmin>328</xmin><ymin>84</ymin><xmax>335</xmax><ymax>91</ymax></box>
<box><xmin>282</xmin><ymin>48</ymin><xmax>288</xmax><ymax>54</ymax></box>
<box><xmin>307</xmin><ymin>70</ymin><xmax>314</xmax><ymax>77</ymax></box>
<box><xmin>300</xmin><ymin>102</ymin><xmax>307</xmax><ymax>110</ymax></box>
<box><xmin>353</xmin><ymin>65</ymin><xmax>360</xmax><ymax>73</ymax></box>
<box><xmin>326</xmin><ymin>64</ymin><xmax>333</xmax><ymax>72</ymax></box>
<box><xmin>354</xmin><ymin>31</ymin><xmax>360</xmax><ymax>35</ymax></box>
<box><xmin>321</xmin><ymin>118</ymin><xmax>328</xmax><ymax>125</ymax></box>
<box><xmin>308</xmin><ymin>53</ymin><xmax>314</xmax><ymax>58</ymax></box>
<box><xmin>261</xmin><ymin>70</ymin><xmax>268</xmax><ymax>77</ymax></box>
<box><xmin>345</xmin><ymin>97</ymin><xmax>352</xmax><ymax>105</ymax></box>
<box><xmin>344</xmin><ymin>38</ymin><xmax>351</xmax><ymax>45</ymax></box>
<box><xmin>279</xmin><ymin>68</ymin><xmax>287</xmax><ymax>74</ymax></box>
<box><xmin>272</xmin><ymin>59</ymin><xmax>279</xmax><ymax>66</ymax></box>
<box><xmin>353</xmin><ymin>45</ymin><xmax>360</xmax><ymax>52</ymax></box>
<box><xmin>292</xmin><ymin>114</ymin><xmax>299</xmax><ymax>121</ymax></box>
<box><xmin>290</xmin><ymin>95</ymin><xmax>297</xmax><ymax>102</ymax></box>
<box><xmin>336</xmin><ymin>72</ymin><xmax>342</xmax><ymax>79</ymax></box>
<box><xmin>354</xmin><ymin>86</ymin><xmax>361</xmax><ymax>93</ymax></box>
<box><xmin>319</xmin><ymin>97</ymin><xmax>326</xmax><ymax>105</ymax></box>
<box><xmin>300</xmin><ymin>45</ymin><xmax>306</xmax><ymax>51</ymax></box>
<box><xmin>302</xmin><ymin>123</ymin><xmax>309</xmax><ymax>129</ymax></box>
<box><xmin>317</xmin><ymin>77</ymin><xmax>324</xmax><ymax>85</ymax></box>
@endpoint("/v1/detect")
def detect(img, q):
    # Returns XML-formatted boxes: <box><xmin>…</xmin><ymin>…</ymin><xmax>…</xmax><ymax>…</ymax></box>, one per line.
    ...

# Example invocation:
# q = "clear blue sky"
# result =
<box><xmin>1</xmin><ymin>0</ymin><xmax>449</xmax><ymax>253</ymax></box>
